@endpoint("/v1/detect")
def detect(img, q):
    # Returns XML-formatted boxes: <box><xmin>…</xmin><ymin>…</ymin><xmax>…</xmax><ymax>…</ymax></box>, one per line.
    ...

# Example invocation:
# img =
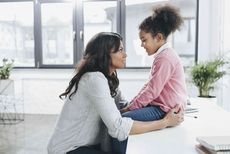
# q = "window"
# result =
<box><xmin>0</xmin><ymin>0</ymin><xmax>198</xmax><ymax>68</ymax></box>
<box><xmin>0</xmin><ymin>2</ymin><xmax>34</xmax><ymax>67</ymax></box>
<box><xmin>125</xmin><ymin>0</ymin><xmax>198</xmax><ymax>68</ymax></box>
<box><xmin>41</xmin><ymin>3</ymin><xmax>73</xmax><ymax>65</ymax></box>
<box><xmin>83</xmin><ymin>1</ymin><xmax>117</xmax><ymax>47</ymax></box>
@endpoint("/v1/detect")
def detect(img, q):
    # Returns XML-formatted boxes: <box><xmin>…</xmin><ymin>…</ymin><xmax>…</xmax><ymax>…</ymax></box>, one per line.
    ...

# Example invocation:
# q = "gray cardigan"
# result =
<box><xmin>101</xmin><ymin>86</ymin><xmax>130</xmax><ymax>152</ymax></box>
<box><xmin>47</xmin><ymin>72</ymin><xmax>133</xmax><ymax>154</ymax></box>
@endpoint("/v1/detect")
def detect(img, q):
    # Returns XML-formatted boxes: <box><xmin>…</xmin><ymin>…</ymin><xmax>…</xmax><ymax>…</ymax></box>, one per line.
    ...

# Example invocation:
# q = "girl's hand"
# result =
<box><xmin>120</xmin><ymin>106</ymin><xmax>130</xmax><ymax>113</ymax></box>
<box><xmin>163</xmin><ymin>105</ymin><xmax>184</xmax><ymax>127</ymax></box>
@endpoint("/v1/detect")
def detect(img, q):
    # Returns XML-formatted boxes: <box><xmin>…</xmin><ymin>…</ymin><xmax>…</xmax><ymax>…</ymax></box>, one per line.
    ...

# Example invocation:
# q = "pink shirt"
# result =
<box><xmin>128</xmin><ymin>43</ymin><xmax>187</xmax><ymax>112</ymax></box>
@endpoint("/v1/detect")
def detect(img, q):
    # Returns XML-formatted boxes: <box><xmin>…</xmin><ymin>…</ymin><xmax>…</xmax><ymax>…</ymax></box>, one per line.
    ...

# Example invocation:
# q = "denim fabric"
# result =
<box><xmin>122</xmin><ymin>105</ymin><xmax>166</xmax><ymax>121</ymax></box>
<box><xmin>67</xmin><ymin>144</ymin><xmax>112</xmax><ymax>154</ymax></box>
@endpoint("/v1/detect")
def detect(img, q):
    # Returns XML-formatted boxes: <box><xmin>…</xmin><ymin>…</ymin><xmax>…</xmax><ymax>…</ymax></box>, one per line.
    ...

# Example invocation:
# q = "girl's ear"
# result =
<box><xmin>156</xmin><ymin>33</ymin><xmax>164</xmax><ymax>41</ymax></box>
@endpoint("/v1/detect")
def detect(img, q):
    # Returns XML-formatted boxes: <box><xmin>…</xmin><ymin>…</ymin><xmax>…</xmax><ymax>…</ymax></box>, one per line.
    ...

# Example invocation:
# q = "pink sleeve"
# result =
<box><xmin>128</xmin><ymin>57</ymin><xmax>174</xmax><ymax>110</ymax></box>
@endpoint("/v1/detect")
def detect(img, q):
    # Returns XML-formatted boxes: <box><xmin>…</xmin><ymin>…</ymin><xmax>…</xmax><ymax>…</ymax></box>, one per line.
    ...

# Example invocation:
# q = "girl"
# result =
<box><xmin>47</xmin><ymin>32</ymin><xmax>183</xmax><ymax>154</ymax></box>
<box><xmin>114</xmin><ymin>4</ymin><xmax>188</xmax><ymax>154</ymax></box>
<box><xmin>123</xmin><ymin>4</ymin><xmax>187</xmax><ymax>123</ymax></box>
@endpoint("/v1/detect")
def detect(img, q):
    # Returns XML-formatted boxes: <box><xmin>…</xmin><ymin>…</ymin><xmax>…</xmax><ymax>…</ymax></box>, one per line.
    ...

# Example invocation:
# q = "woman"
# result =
<box><xmin>47</xmin><ymin>32</ymin><xmax>183</xmax><ymax>154</ymax></box>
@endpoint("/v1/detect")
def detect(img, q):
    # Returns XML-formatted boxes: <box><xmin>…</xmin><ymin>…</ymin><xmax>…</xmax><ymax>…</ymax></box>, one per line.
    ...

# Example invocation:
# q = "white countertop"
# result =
<box><xmin>126</xmin><ymin>98</ymin><xmax>230</xmax><ymax>154</ymax></box>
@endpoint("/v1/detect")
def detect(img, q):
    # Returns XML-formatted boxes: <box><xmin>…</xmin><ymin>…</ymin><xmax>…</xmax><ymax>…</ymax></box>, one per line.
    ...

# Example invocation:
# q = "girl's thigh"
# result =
<box><xmin>122</xmin><ymin>105</ymin><xmax>166</xmax><ymax>121</ymax></box>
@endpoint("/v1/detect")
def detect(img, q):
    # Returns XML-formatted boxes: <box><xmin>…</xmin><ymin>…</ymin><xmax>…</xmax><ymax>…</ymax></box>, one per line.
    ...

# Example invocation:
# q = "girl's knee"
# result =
<box><xmin>121</xmin><ymin>111</ymin><xmax>133</xmax><ymax>118</ymax></box>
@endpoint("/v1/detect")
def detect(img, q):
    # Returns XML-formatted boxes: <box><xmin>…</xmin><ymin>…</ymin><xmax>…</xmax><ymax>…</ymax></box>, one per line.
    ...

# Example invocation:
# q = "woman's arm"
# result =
<box><xmin>87</xmin><ymin>73</ymin><xmax>183</xmax><ymax>140</ymax></box>
<box><xmin>114</xmin><ymin>88</ymin><xmax>129</xmax><ymax>110</ymax></box>
<box><xmin>129</xmin><ymin>105</ymin><xmax>183</xmax><ymax>135</ymax></box>
<box><xmin>86</xmin><ymin>73</ymin><xmax>134</xmax><ymax>141</ymax></box>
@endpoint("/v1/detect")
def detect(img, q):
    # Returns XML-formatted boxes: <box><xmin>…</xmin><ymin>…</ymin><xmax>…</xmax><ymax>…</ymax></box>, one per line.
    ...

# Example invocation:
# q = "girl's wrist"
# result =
<box><xmin>121</xmin><ymin>106</ymin><xmax>130</xmax><ymax>113</ymax></box>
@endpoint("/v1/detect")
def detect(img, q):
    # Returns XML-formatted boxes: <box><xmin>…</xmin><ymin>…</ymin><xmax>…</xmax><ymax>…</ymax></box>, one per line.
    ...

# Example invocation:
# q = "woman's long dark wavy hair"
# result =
<box><xmin>59</xmin><ymin>32</ymin><xmax>122</xmax><ymax>99</ymax></box>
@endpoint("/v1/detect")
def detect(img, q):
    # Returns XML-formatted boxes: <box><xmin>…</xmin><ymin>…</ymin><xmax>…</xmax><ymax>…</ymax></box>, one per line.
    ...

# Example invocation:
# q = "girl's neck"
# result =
<box><xmin>159</xmin><ymin>40</ymin><xmax>167</xmax><ymax>47</ymax></box>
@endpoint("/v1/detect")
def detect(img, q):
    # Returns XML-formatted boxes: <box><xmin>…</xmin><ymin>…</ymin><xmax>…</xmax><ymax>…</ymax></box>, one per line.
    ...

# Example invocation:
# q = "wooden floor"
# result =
<box><xmin>0</xmin><ymin>114</ymin><xmax>57</xmax><ymax>154</ymax></box>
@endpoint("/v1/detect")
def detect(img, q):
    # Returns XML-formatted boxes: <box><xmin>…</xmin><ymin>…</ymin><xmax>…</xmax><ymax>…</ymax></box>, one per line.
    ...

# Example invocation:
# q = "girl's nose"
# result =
<box><xmin>124</xmin><ymin>52</ymin><xmax>127</xmax><ymax>58</ymax></box>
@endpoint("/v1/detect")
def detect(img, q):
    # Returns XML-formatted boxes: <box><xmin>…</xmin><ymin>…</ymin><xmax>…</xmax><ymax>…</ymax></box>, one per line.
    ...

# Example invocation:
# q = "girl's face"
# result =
<box><xmin>110</xmin><ymin>41</ymin><xmax>127</xmax><ymax>74</ymax></box>
<box><xmin>139</xmin><ymin>30</ymin><xmax>165</xmax><ymax>56</ymax></box>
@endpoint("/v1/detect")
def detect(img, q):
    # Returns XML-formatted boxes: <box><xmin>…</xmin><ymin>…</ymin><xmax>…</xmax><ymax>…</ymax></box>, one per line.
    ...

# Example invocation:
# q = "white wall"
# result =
<box><xmin>198</xmin><ymin>0</ymin><xmax>226</xmax><ymax>60</ymax></box>
<box><xmin>10</xmin><ymin>69</ymin><xmax>149</xmax><ymax>114</ymax></box>
<box><xmin>198</xmin><ymin>0</ymin><xmax>230</xmax><ymax>111</ymax></box>
<box><xmin>9</xmin><ymin>68</ymin><xmax>206</xmax><ymax>114</ymax></box>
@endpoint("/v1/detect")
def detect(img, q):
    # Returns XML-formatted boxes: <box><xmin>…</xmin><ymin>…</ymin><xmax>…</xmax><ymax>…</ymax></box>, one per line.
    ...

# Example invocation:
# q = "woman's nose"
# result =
<box><xmin>141</xmin><ymin>42</ymin><xmax>144</xmax><ymax>47</ymax></box>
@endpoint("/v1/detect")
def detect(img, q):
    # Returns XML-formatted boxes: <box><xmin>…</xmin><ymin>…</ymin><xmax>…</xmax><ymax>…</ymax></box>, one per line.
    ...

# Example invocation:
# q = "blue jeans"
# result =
<box><xmin>111</xmin><ymin>105</ymin><xmax>166</xmax><ymax>154</ymax></box>
<box><xmin>67</xmin><ymin>144</ymin><xmax>112</xmax><ymax>154</ymax></box>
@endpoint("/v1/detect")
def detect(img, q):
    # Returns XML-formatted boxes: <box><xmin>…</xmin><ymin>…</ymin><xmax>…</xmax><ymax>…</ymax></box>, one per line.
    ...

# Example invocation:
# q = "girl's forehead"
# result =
<box><xmin>139</xmin><ymin>31</ymin><xmax>150</xmax><ymax>38</ymax></box>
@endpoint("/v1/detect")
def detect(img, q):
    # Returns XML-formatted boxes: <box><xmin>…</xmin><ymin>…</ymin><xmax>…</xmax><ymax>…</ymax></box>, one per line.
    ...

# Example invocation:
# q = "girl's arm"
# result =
<box><xmin>128</xmin><ymin>58</ymin><xmax>175</xmax><ymax>110</ymax></box>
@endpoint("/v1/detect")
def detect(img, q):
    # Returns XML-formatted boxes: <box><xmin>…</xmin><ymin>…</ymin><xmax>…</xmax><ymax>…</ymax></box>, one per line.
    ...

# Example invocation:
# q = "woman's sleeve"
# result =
<box><xmin>114</xmin><ymin>88</ymin><xmax>129</xmax><ymax>110</ymax></box>
<box><xmin>86</xmin><ymin>73</ymin><xmax>133</xmax><ymax>141</ymax></box>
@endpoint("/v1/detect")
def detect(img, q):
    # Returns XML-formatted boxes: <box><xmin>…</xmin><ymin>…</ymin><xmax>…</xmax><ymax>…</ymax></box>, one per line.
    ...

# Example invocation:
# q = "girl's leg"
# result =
<box><xmin>122</xmin><ymin>105</ymin><xmax>166</xmax><ymax>121</ymax></box>
<box><xmin>111</xmin><ymin>105</ymin><xmax>166</xmax><ymax>154</ymax></box>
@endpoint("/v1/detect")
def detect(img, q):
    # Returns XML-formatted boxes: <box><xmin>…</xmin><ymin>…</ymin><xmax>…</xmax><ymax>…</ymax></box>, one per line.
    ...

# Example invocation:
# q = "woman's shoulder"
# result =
<box><xmin>82</xmin><ymin>72</ymin><xmax>107</xmax><ymax>84</ymax></box>
<box><xmin>80</xmin><ymin>72</ymin><xmax>110</xmax><ymax>96</ymax></box>
<box><xmin>83</xmin><ymin>71</ymin><xmax>106</xmax><ymax>78</ymax></box>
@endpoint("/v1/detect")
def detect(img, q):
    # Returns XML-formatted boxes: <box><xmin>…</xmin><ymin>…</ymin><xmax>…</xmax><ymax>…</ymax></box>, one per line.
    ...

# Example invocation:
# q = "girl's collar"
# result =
<box><xmin>153</xmin><ymin>42</ymin><xmax>172</xmax><ymax>58</ymax></box>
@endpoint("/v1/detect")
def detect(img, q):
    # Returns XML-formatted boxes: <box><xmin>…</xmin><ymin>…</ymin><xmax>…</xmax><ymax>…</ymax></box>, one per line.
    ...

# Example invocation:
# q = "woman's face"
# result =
<box><xmin>110</xmin><ymin>41</ymin><xmax>127</xmax><ymax>74</ymax></box>
<box><xmin>139</xmin><ymin>30</ymin><xmax>164</xmax><ymax>56</ymax></box>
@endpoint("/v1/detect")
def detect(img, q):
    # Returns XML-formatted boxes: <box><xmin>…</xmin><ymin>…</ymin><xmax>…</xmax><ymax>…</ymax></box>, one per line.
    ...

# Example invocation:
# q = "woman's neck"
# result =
<box><xmin>109</xmin><ymin>68</ymin><xmax>115</xmax><ymax>76</ymax></box>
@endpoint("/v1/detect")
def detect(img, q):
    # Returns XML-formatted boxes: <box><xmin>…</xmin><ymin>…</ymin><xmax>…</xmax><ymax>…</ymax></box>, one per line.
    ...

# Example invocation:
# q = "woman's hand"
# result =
<box><xmin>163</xmin><ymin>105</ymin><xmax>184</xmax><ymax>127</ymax></box>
